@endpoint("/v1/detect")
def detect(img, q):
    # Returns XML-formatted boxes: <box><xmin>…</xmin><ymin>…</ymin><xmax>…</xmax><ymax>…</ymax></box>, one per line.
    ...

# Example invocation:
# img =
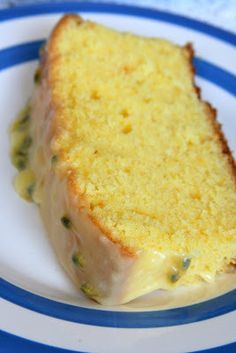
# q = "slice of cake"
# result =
<box><xmin>10</xmin><ymin>15</ymin><xmax>236</xmax><ymax>305</ymax></box>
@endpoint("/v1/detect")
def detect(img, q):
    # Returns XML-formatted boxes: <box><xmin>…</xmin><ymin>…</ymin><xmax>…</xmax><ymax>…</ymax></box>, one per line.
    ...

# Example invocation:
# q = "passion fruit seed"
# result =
<box><xmin>51</xmin><ymin>155</ymin><xmax>58</xmax><ymax>165</ymax></box>
<box><xmin>20</xmin><ymin>136</ymin><xmax>32</xmax><ymax>150</ymax></box>
<box><xmin>12</xmin><ymin>153</ymin><xmax>28</xmax><ymax>171</ymax></box>
<box><xmin>182</xmin><ymin>257</ymin><xmax>191</xmax><ymax>270</ymax></box>
<box><xmin>72</xmin><ymin>253</ymin><xmax>84</xmax><ymax>267</ymax></box>
<box><xmin>61</xmin><ymin>216</ymin><xmax>71</xmax><ymax>229</ymax></box>
<box><xmin>170</xmin><ymin>271</ymin><xmax>180</xmax><ymax>283</ymax></box>
<box><xmin>11</xmin><ymin>105</ymin><xmax>31</xmax><ymax>132</ymax></box>
<box><xmin>34</xmin><ymin>68</ymin><xmax>41</xmax><ymax>84</ymax></box>
<box><xmin>80</xmin><ymin>283</ymin><xmax>97</xmax><ymax>298</ymax></box>
<box><xmin>27</xmin><ymin>183</ymin><xmax>35</xmax><ymax>198</ymax></box>
<box><xmin>15</xmin><ymin>114</ymin><xmax>30</xmax><ymax>131</ymax></box>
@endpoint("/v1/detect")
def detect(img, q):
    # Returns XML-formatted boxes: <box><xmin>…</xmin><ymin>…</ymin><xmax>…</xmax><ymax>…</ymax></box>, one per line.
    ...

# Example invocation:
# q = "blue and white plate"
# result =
<box><xmin>0</xmin><ymin>3</ymin><xmax>235</xmax><ymax>352</ymax></box>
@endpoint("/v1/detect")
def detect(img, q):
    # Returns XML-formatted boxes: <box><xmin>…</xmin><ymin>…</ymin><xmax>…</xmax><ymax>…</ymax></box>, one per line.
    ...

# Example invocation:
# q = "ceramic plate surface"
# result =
<box><xmin>0</xmin><ymin>2</ymin><xmax>235</xmax><ymax>352</ymax></box>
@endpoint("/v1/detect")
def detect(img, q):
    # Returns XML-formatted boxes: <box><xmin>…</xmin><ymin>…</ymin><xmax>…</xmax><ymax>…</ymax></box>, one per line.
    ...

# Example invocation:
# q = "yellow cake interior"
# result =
<box><xmin>46</xmin><ymin>19</ymin><xmax>236</xmax><ymax>286</ymax></box>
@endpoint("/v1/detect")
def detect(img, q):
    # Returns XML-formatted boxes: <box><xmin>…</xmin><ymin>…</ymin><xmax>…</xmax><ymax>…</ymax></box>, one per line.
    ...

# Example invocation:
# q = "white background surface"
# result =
<box><xmin>1</xmin><ymin>0</ymin><xmax>236</xmax><ymax>32</ymax></box>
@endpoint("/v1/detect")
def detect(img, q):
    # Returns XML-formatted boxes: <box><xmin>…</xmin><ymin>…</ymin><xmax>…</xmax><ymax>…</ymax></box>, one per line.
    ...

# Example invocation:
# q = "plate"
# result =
<box><xmin>0</xmin><ymin>2</ymin><xmax>235</xmax><ymax>352</ymax></box>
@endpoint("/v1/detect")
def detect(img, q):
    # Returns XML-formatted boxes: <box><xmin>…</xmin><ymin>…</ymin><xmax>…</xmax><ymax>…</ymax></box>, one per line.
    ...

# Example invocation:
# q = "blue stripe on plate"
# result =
<box><xmin>193</xmin><ymin>58</ymin><xmax>236</xmax><ymax>96</ymax></box>
<box><xmin>0</xmin><ymin>40</ymin><xmax>44</xmax><ymax>71</ymax></box>
<box><xmin>0</xmin><ymin>40</ymin><xmax>235</xmax><ymax>96</ymax></box>
<box><xmin>0</xmin><ymin>2</ymin><xmax>235</xmax><ymax>47</ymax></box>
<box><xmin>1</xmin><ymin>279</ymin><xmax>235</xmax><ymax>328</ymax></box>
<box><xmin>0</xmin><ymin>330</ymin><xmax>236</xmax><ymax>353</ymax></box>
<box><xmin>195</xmin><ymin>342</ymin><xmax>236</xmax><ymax>353</ymax></box>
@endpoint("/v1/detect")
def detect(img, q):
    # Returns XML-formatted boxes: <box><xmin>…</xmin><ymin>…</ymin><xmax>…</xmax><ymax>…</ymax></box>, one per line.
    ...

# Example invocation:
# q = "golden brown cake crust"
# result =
<box><xmin>184</xmin><ymin>43</ymin><xmax>236</xmax><ymax>188</ymax></box>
